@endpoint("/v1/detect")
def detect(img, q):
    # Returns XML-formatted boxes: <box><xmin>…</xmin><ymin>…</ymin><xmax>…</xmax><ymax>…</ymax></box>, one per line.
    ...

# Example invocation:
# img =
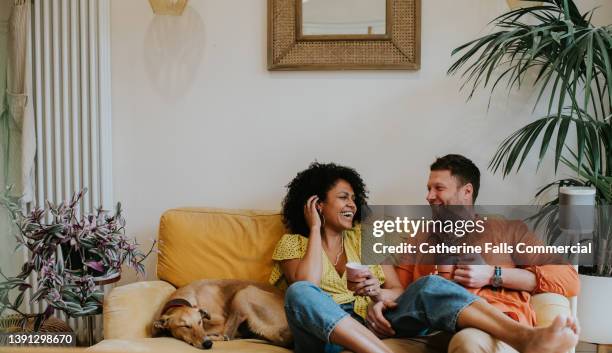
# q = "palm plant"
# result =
<box><xmin>448</xmin><ymin>0</ymin><xmax>611</xmax><ymax>276</ymax></box>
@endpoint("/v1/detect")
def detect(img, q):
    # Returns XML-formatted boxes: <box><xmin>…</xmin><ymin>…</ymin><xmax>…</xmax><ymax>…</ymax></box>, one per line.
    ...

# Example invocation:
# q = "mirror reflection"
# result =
<box><xmin>301</xmin><ymin>0</ymin><xmax>386</xmax><ymax>36</ymax></box>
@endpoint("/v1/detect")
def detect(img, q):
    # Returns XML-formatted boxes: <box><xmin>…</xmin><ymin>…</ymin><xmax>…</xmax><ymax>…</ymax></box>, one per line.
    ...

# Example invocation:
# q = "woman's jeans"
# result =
<box><xmin>284</xmin><ymin>275</ymin><xmax>479</xmax><ymax>353</ymax></box>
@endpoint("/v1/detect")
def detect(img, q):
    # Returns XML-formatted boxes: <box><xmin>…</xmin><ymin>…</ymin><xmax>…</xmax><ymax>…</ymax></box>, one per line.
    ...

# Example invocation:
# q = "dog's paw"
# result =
<box><xmin>223</xmin><ymin>335</ymin><xmax>230</xmax><ymax>341</ymax></box>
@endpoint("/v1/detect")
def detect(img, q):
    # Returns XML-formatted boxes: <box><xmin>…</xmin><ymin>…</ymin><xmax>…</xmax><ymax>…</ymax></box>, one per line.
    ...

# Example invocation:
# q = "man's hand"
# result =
<box><xmin>365</xmin><ymin>300</ymin><xmax>397</xmax><ymax>338</ymax></box>
<box><xmin>452</xmin><ymin>264</ymin><xmax>494</xmax><ymax>288</ymax></box>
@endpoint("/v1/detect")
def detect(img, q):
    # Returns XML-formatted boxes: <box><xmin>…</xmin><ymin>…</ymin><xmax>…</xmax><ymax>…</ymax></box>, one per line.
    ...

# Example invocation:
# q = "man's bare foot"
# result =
<box><xmin>521</xmin><ymin>315</ymin><xmax>579</xmax><ymax>353</ymax></box>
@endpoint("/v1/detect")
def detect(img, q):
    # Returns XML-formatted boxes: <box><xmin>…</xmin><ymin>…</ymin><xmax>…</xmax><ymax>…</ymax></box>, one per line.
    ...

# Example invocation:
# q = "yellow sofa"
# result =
<box><xmin>87</xmin><ymin>207</ymin><xmax>571</xmax><ymax>353</ymax></box>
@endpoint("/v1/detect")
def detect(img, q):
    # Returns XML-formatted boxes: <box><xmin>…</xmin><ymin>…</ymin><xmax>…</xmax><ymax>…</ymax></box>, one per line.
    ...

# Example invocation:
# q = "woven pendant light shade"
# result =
<box><xmin>149</xmin><ymin>0</ymin><xmax>188</xmax><ymax>16</ymax></box>
<box><xmin>506</xmin><ymin>0</ymin><xmax>542</xmax><ymax>10</ymax></box>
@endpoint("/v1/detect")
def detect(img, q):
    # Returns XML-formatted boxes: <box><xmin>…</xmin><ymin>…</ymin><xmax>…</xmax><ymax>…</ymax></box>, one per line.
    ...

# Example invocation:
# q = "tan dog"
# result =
<box><xmin>152</xmin><ymin>279</ymin><xmax>292</xmax><ymax>349</ymax></box>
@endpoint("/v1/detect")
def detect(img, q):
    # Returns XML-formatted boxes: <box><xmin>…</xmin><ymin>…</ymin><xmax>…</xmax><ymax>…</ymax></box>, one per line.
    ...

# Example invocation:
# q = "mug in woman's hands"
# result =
<box><xmin>346</xmin><ymin>262</ymin><xmax>370</xmax><ymax>291</ymax></box>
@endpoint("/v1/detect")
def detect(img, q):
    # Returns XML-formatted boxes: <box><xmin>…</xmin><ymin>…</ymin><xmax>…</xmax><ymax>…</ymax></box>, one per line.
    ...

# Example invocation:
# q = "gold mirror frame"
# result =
<box><xmin>268</xmin><ymin>0</ymin><xmax>421</xmax><ymax>70</ymax></box>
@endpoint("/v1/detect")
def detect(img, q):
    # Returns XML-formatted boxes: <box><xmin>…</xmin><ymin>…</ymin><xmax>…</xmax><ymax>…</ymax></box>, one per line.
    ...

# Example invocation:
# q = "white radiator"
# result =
<box><xmin>28</xmin><ymin>0</ymin><xmax>113</xmax><ymax>345</ymax></box>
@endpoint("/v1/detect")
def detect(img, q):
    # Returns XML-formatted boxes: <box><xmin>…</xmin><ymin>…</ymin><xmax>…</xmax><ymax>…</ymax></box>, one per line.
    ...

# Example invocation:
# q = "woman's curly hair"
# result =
<box><xmin>282</xmin><ymin>162</ymin><xmax>369</xmax><ymax>236</ymax></box>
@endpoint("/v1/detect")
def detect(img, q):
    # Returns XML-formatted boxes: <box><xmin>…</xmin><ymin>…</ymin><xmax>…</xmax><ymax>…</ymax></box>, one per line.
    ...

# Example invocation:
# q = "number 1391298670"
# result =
<box><xmin>1</xmin><ymin>333</ymin><xmax>76</xmax><ymax>346</ymax></box>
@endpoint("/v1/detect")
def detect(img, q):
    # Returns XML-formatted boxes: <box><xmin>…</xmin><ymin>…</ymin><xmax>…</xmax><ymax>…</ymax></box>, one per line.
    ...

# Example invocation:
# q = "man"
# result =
<box><xmin>372</xmin><ymin>154</ymin><xmax>579</xmax><ymax>353</ymax></box>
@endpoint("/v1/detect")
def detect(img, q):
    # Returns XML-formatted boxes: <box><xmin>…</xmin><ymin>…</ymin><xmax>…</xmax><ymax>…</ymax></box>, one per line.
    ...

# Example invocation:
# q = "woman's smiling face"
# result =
<box><xmin>318</xmin><ymin>179</ymin><xmax>357</xmax><ymax>232</ymax></box>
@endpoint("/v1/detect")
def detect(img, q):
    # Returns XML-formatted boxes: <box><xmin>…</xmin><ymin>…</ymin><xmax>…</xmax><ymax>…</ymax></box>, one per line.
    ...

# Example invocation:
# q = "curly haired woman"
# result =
<box><xmin>269</xmin><ymin>162</ymin><xmax>579</xmax><ymax>353</ymax></box>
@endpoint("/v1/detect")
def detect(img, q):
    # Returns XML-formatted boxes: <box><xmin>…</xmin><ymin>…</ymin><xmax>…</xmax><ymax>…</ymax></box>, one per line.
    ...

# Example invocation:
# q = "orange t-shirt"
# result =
<box><xmin>393</xmin><ymin>218</ymin><xmax>580</xmax><ymax>327</ymax></box>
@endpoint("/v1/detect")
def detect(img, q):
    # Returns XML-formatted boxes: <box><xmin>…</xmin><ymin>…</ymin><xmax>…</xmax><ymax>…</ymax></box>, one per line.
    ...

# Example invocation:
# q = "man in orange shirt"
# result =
<box><xmin>386</xmin><ymin>154</ymin><xmax>579</xmax><ymax>353</ymax></box>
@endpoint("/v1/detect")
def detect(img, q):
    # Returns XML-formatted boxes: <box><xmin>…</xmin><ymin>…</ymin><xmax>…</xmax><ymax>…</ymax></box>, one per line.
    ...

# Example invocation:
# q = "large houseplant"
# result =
<box><xmin>0</xmin><ymin>188</ymin><xmax>155</xmax><ymax>330</ymax></box>
<box><xmin>447</xmin><ymin>0</ymin><xmax>611</xmax><ymax>343</ymax></box>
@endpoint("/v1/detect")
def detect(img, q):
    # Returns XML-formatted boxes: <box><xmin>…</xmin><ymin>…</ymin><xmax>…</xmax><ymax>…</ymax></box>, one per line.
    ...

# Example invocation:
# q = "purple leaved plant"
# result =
<box><xmin>0</xmin><ymin>188</ymin><xmax>155</xmax><ymax>328</ymax></box>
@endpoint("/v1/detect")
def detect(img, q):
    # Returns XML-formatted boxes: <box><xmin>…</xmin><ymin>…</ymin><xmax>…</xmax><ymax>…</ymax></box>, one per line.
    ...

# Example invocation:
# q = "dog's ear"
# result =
<box><xmin>199</xmin><ymin>309</ymin><xmax>211</xmax><ymax>320</ymax></box>
<box><xmin>152</xmin><ymin>315</ymin><xmax>170</xmax><ymax>337</ymax></box>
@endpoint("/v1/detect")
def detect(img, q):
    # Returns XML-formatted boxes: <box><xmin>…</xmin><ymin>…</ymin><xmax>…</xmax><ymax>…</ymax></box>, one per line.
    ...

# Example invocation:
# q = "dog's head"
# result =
<box><xmin>153</xmin><ymin>299</ymin><xmax>214</xmax><ymax>349</ymax></box>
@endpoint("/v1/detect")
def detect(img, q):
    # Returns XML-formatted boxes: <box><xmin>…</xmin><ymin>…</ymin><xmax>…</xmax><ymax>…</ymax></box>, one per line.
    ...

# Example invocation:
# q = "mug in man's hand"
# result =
<box><xmin>436</xmin><ymin>265</ymin><xmax>456</xmax><ymax>280</ymax></box>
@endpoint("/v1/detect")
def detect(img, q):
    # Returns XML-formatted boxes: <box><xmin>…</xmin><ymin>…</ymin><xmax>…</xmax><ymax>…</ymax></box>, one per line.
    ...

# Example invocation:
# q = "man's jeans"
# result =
<box><xmin>284</xmin><ymin>275</ymin><xmax>480</xmax><ymax>353</ymax></box>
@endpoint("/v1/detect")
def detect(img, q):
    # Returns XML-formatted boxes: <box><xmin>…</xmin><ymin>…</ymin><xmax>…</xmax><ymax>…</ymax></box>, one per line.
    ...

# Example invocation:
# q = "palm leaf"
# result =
<box><xmin>449</xmin><ymin>0</ymin><xmax>611</xmax><ymax>275</ymax></box>
<box><xmin>450</xmin><ymin>0</ymin><xmax>610</xmax><ymax>174</ymax></box>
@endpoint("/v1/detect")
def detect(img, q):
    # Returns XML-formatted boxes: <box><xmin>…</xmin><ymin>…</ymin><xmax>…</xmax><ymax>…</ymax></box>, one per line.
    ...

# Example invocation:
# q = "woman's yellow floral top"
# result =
<box><xmin>269</xmin><ymin>226</ymin><xmax>385</xmax><ymax>319</ymax></box>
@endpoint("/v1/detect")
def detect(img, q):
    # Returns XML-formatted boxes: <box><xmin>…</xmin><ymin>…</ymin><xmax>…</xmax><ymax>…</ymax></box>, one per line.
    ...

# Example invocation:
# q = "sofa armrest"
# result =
<box><xmin>531</xmin><ymin>293</ymin><xmax>571</xmax><ymax>328</ymax></box>
<box><xmin>103</xmin><ymin>280</ymin><xmax>176</xmax><ymax>339</ymax></box>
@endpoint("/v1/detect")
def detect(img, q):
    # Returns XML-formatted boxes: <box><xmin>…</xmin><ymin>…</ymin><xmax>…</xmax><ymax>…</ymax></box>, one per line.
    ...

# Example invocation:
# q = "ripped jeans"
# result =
<box><xmin>284</xmin><ymin>275</ymin><xmax>479</xmax><ymax>353</ymax></box>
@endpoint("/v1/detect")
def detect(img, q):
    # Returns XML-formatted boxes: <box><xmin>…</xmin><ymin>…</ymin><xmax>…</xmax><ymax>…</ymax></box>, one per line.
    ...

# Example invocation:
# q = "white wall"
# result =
<box><xmin>110</xmin><ymin>0</ymin><xmax>612</xmax><ymax>280</ymax></box>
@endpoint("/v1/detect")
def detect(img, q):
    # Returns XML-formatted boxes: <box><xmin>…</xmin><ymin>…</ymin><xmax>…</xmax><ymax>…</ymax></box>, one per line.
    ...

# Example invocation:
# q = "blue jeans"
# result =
<box><xmin>284</xmin><ymin>275</ymin><xmax>479</xmax><ymax>353</ymax></box>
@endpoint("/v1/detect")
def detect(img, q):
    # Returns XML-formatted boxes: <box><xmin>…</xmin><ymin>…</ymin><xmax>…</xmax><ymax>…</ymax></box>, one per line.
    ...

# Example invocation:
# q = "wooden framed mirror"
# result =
<box><xmin>268</xmin><ymin>0</ymin><xmax>420</xmax><ymax>70</ymax></box>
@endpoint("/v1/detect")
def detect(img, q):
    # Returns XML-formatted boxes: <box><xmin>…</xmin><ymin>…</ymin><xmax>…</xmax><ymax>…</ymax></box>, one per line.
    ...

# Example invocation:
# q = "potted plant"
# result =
<box><xmin>0</xmin><ymin>188</ymin><xmax>155</xmax><ymax>331</ymax></box>
<box><xmin>447</xmin><ymin>0</ymin><xmax>611</xmax><ymax>343</ymax></box>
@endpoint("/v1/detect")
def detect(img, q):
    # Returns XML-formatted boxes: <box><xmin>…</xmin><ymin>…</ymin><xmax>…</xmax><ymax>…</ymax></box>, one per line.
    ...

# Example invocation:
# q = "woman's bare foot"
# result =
<box><xmin>521</xmin><ymin>315</ymin><xmax>579</xmax><ymax>353</ymax></box>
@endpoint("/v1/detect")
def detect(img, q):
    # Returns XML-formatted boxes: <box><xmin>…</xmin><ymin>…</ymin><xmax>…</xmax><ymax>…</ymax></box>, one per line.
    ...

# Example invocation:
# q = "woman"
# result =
<box><xmin>269</xmin><ymin>162</ymin><xmax>578</xmax><ymax>353</ymax></box>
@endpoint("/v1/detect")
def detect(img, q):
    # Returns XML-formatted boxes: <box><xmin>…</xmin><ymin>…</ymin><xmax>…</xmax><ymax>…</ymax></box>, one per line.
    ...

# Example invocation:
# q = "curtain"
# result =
<box><xmin>1</xmin><ymin>0</ymin><xmax>33</xmax><ymax>282</ymax></box>
<box><xmin>7</xmin><ymin>0</ymin><xmax>34</xmax><ymax>203</ymax></box>
<box><xmin>0</xmin><ymin>0</ymin><xmax>15</xmax><ymax>279</ymax></box>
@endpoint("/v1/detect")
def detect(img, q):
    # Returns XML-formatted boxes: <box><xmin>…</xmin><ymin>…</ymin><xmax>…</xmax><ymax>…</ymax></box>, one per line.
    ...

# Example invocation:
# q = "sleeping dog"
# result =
<box><xmin>152</xmin><ymin>279</ymin><xmax>292</xmax><ymax>349</ymax></box>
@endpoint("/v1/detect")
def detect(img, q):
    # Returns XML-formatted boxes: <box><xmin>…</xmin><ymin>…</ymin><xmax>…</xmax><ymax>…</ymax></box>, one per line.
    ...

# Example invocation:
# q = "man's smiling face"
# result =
<box><xmin>426</xmin><ymin>170</ymin><xmax>474</xmax><ymax>206</ymax></box>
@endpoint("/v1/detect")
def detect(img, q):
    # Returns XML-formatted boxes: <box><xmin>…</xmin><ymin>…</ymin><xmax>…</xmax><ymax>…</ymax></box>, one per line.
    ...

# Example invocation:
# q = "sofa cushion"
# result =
<box><xmin>157</xmin><ymin>208</ymin><xmax>286</xmax><ymax>287</ymax></box>
<box><xmin>88</xmin><ymin>337</ymin><xmax>292</xmax><ymax>353</ymax></box>
<box><xmin>103</xmin><ymin>280</ymin><xmax>176</xmax><ymax>339</ymax></box>
<box><xmin>88</xmin><ymin>337</ymin><xmax>437</xmax><ymax>353</ymax></box>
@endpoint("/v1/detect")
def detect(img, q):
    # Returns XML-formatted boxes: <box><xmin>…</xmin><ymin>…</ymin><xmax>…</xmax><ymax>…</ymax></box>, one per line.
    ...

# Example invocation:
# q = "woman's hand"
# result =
<box><xmin>353</xmin><ymin>271</ymin><xmax>382</xmax><ymax>301</ymax></box>
<box><xmin>304</xmin><ymin>195</ymin><xmax>322</xmax><ymax>231</ymax></box>
<box><xmin>365</xmin><ymin>300</ymin><xmax>397</xmax><ymax>338</ymax></box>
